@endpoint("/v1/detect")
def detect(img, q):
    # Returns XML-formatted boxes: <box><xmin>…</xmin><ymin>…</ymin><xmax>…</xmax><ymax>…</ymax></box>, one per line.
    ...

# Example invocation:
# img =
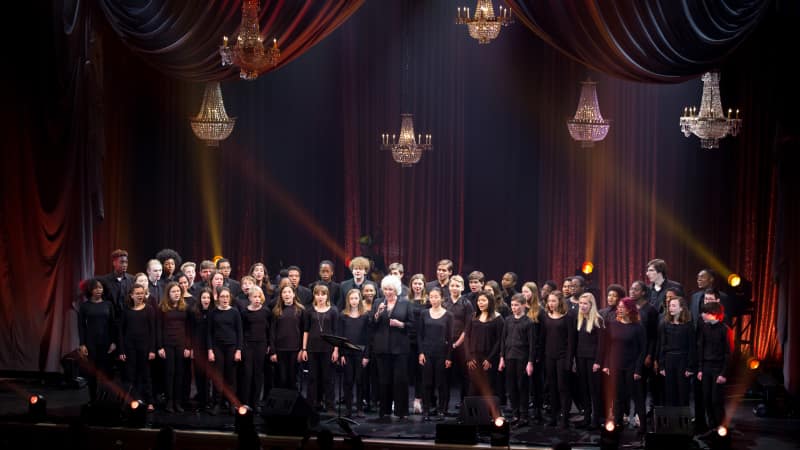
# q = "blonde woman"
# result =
<box><xmin>576</xmin><ymin>292</ymin><xmax>604</xmax><ymax>429</ymax></box>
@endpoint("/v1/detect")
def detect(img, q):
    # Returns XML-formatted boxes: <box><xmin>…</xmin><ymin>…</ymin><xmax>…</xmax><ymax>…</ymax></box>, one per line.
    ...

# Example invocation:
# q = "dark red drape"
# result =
<box><xmin>99</xmin><ymin>0</ymin><xmax>364</xmax><ymax>81</ymax></box>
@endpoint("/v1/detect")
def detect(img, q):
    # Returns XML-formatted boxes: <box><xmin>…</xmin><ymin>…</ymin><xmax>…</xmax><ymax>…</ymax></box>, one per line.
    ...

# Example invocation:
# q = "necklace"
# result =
<box><xmin>316</xmin><ymin>309</ymin><xmax>326</xmax><ymax>333</ymax></box>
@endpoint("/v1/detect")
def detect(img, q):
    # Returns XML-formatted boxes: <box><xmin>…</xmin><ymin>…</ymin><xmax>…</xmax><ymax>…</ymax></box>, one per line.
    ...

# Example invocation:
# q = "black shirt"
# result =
<box><xmin>576</xmin><ymin>317</ymin><xmax>603</xmax><ymax>362</ymax></box>
<box><xmin>417</xmin><ymin>310</ymin><xmax>454</xmax><ymax>358</ymax></box>
<box><xmin>443</xmin><ymin>295</ymin><xmax>474</xmax><ymax>341</ymax></box>
<box><xmin>500</xmin><ymin>314</ymin><xmax>535</xmax><ymax>362</ymax></box>
<box><xmin>657</xmin><ymin>321</ymin><xmax>696</xmax><ymax>371</ymax></box>
<box><xmin>157</xmin><ymin>307</ymin><xmax>191</xmax><ymax>349</ymax></box>
<box><xmin>637</xmin><ymin>302</ymin><xmax>659</xmax><ymax>357</ymax></box>
<box><xmin>78</xmin><ymin>300</ymin><xmax>116</xmax><ymax>348</ymax></box>
<box><xmin>119</xmin><ymin>305</ymin><xmax>155</xmax><ymax>352</ymax></box>
<box><xmin>467</xmin><ymin>314</ymin><xmax>504</xmax><ymax>363</ymax></box>
<box><xmin>208</xmin><ymin>307</ymin><xmax>243</xmax><ymax>349</ymax></box>
<box><xmin>270</xmin><ymin>305</ymin><xmax>305</xmax><ymax>352</ymax></box>
<box><xmin>697</xmin><ymin>320</ymin><xmax>732</xmax><ymax>377</ymax></box>
<box><xmin>306</xmin><ymin>306</ymin><xmax>339</xmax><ymax>352</ymax></box>
<box><xmin>601</xmin><ymin>321</ymin><xmax>646</xmax><ymax>372</ymax></box>
<box><xmin>242</xmin><ymin>307</ymin><xmax>271</xmax><ymax>344</ymax></box>
<box><xmin>541</xmin><ymin>313</ymin><xmax>575</xmax><ymax>361</ymax></box>
<box><xmin>339</xmin><ymin>313</ymin><xmax>370</xmax><ymax>356</ymax></box>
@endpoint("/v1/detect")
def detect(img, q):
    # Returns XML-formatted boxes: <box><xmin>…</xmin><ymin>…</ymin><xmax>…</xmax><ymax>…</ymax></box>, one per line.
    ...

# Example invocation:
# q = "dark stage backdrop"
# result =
<box><xmin>2</xmin><ymin>1</ymin><xmax>798</xmax><ymax>394</ymax></box>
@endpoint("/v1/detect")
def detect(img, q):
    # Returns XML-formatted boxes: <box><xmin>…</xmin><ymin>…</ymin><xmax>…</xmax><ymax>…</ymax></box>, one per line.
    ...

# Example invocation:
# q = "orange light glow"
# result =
<box><xmin>718</xmin><ymin>426</ymin><xmax>728</xmax><ymax>437</ymax></box>
<box><xmin>130</xmin><ymin>400</ymin><xmax>140</xmax><ymax>409</ymax></box>
<box><xmin>581</xmin><ymin>261</ymin><xmax>594</xmax><ymax>275</ymax></box>
<box><xmin>728</xmin><ymin>273</ymin><xmax>741</xmax><ymax>287</ymax></box>
<box><xmin>748</xmin><ymin>358</ymin><xmax>760</xmax><ymax>370</ymax></box>
<box><xmin>238</xmin><ymin>406</ymin><xmax>249</xmax><ymax>415</ymax></box>
<box><xmin>605</xmin><ymin>421</ymin><xmax>615</xmax><ymax>432</ymax></box>
<box><xmin>29</xmin><ymin>395</ymin><xmax>38</xmax><ymax>405</ymax></box>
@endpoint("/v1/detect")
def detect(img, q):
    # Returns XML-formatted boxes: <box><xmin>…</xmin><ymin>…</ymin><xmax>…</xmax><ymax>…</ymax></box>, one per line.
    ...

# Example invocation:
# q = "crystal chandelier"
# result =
<box><xmin>219</xmin><ymin>0</ymin><xmax>281</xmax><ymax>80</ymax></box>
<box><xmin>381</xmin><ymin>114</ymin><xmax>432</xmax><ymax>167</ymax></box>
<box><xmin>455</xmin><ymin>0</ymin><xmax>513</xmax><ymax>44</ymax></box>
<box><xmin>567</xmin><ymin>79</ymin><xmax>611</xmax><ymax>147</ymax></box>
<box><xmin>190</xmin><ymin>82</ymin><xmax>236</xmax><ymax>147</ymax></box>
<box><xmin>680</xmin><ymin>71</ymin><xmax>742</xmax><ymax>149</ymax></box>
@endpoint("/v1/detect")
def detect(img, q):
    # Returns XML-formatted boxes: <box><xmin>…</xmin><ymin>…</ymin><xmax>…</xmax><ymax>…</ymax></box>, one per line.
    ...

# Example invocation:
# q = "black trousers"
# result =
<box><xmin>211</xmin><ymin>344</ymin><xmax>237</xmax><ymax>406</ymax></box>
<box><xmin>576</xmin><ymin>357</ymin><xmax>602</xmax><ymax>424</ymax></box>
<box><xmin>362</xmin><ymin>357</ymin><xmax>380</xmax><ymax>407</ymax></box>
<box><xmin>701</xmin><ymin>365</ymin><xmax>726</xmax><ymax>428</ymax></box>
<box><xmin>467</xmin><ymin>360</ymin><xmax>499</xmax><ymax>398</ymax></box>
<box><xmin>422</xmin><ymin>355</ymin><xmax>448</xmax><ymax>413</ymax></box>
<box><xmin>123</xmin><ymin>345</ymin><xmax>152</xmax><ymax>403</ymax></box>
<box><xmin>612</xmin><ymin>368</ymin><xmax>645</xmax><ymax>425</ymax></box>
<box><xmin>545</xmin><ymin>357</ymin><xmax>571</xmax><ymax>420</ymax></box>
<box><xmin>274</xmin><ymin>351</ymin><xmax>298</xmax><ymax>390</ymax></box>
<box><xmin>342</xmin><ymin>352</ymin><xmax>364</xmax><ymax>412</ymax></box>
<box><xmin>445</xmin><ymin>345</ymin><xmax>469</xmax><ymax>410</ymax></box>
<box><xmin>376</xmin><ymin>353</ymin><xmax>409</xmax><ymax>416</ymax></box>
<box><xmin>693</xmin><ymin>376</ymin><xmax>707</xmax><ymax>428</ymax></box>
<box><xmin>529</xmin><ymin>360</ymin><xmax>544</xmax><ymax>414</ymax></box>
<box><xmin>307</xmin><ymin>351</ymin><xmax>335</xmax><ymax>408</ymax></box>
<box><xmin>193</xmin><ymin>345</ymin><xmax>210</xmax><ymax>407</ymax></box>
<box><xmin>242</xmin><ymin>342</ymin><xmax>267</xmax><ymax>407</ymax></box>
<box><xmin>84</xmin><ymin>343</ymin><xmax>112</xmax><ymax>402</ymax></box>
<box><xmin>505</xmin><ymin>359</ymin><xmax>530</xmax><ymax>419</ymax></box>
<box><xmin>163</xmin><ymin>345</ymin><xmax>186</xmax><ymax>406</ymax></box>
<box><xmin>409</xmin><ymin>342</ymin><xmax>423</xmax><ymax>399</ymax></box>
<box><xmin>662</xmin><ymin>352</ymin><xmax>691</xmax><ymax>407</ymax></box>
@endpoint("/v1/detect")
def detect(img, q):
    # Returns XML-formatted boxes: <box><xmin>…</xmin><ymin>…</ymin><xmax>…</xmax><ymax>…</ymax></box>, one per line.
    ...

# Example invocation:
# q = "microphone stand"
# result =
<box><xmin>321</xmin><ymin>334</ymin><xmax>362</xmax><ymax>429</ymax></box>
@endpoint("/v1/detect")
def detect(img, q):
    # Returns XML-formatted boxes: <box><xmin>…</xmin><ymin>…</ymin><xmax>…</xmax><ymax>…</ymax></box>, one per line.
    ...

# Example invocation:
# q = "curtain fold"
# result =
<box><xmin>505</xmin><ymin>0</ymin><xmax>771</xmax><ymax>82</ymax></box>
<box><xmin>99</xmin><ymin>0</ymin><xmax>364</xmax><ymax>82</ymax></box>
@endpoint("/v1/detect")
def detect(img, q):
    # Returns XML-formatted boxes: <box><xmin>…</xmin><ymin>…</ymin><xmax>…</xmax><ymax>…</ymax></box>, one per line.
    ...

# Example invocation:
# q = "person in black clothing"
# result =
<box><xmin>78</xmin><ymin>278</ymin><xmax>117</xmax><ymax>402</ymax></box>
<box><xmin>466</xmin><ymin>271</ymin><xmax>485</xmax><ymax>310</ymax></box>
<box><xmin>180</xmin><ymin>262</ymin><xmax>197</xmax><ymax>296</ymax></box>
<box><xmin>599</xmin><ymin>284</ymin><xmax>625</xmax><ymax>324</ymax></box>
<box><xmin>217</xmin><ymin>258</ymin><xmax>242</xmax><ymax>299</ymax></box>
<box><xmin>407</xmin><ymin>274</ymin><xmax>429</xmax><ymax>415</ymax></box>
<box><xmin>657</xmin><ymin>297</ymin><xmax>695</xmax><ymax>407</ymax></box>
<box><xmin>269</xmin><ymin>285</ymin><xmax>306</xmax><ymax>390</ymax></box>
<box><xmin>339</xmin><ymin>289</ymin><xmax>370</xmax><ymax>418</ymax></box>
<box><xmin>191</xmin><ymin>260</ymin><xmax>215</xmax><ymax>296</ymax></box>
<box><xmin>240</xmin><ymin>286</ymin><xmax>271</xmax><ymax>411</ymax></box>
<box><xmin>575</xmin><ymin>293</ymin><xmax>604</xmax><ymax>429</ymax></box>
<box><xmin>360</xmin><ymin>282</ymin><xmax>380</xmax><ymax>412</ymax></box>
<box><xmin>236</xmin><ymin>276</ymin><xmax>256</xmax><ymax>311</ymax></box>
<box><xmin>191</xmin><ymin>288</ymin><xmax>214</xmax><ymax>411</ymax></box>
<box><xmin>304</xmin><ymin>284</ymin><xmax>339</xmax><ymax>411</ymax></box>
<box><xmin>444</xmin><ymin>275</ymin><xmax>473</xmax><ymax>412</ymax></box>
<box><xmin>369</xmin><ymin>275</ymin><xmax>414</xmax><ymax>420</ymax></box>
<box><xmin>208</xmin><ymin>287</ymin><xmax>243</xmax><ymax>415</ymax></box>
<box><xmin>287</xmin><ymin>265</ymin><xmax>313</xmax><ymax>307</ymax></box>
<box><xmin>697</xmin><ymin>302</ymin><xmax>732</xmax><ymax>431</ymax></box>
<box><xmin>249</xmin><ymin>262</ymin><xmax>275</xmax><ymax>302</ymax></box>
<box><xmin>118</xmin><ymin>283</ymin><xmax>156</xmax><ymax>411</ymax></box>
<box><xmin>418</xmin><ymin>287</ymin><xmax>453</xmax><ymax>421</ymax></box>
<box><xmin>500</xmin><ymin>272</ymin><xmax>519</xmax><ymax>307</ymax></box>
<box><xmin>601</xmin><ymin>297</ymin><xmax>646</xmax><ymax>433</ymax></box>
<box><xmin>524</xmin><ymin>282</ymin><xmax>545</xmax><ymax>423</ymax></box>
<box><xmin>631</xmin><ymin>280</ymin><xmax>658</xmax><ymax>422</ymax></box>
<box><xmin>177</xmin><ymin>273</ymin><xmax>196</xmax><ymax>406</ymax></box>
<box><xmin>426</xmin><ymin>259</ymin><xmax>453</xmax><ymax>301</ymax></box>
<box><xmin>309</xmin><ymin>260</ymin><xmax>342</xmax><ymax>311</ymax></box>
<box><xmin>499</xmin><ymin>294</ymin><xmax>535</xmax><ymax>427</ymax></box>
<box><xmin>540</xmin><ymin>280</ymin><xmax>557</xmax><ymax>303</ymax></box>
<box><xmin>100</xmin><ymin>249</ymin><xmax>135</xmax><ymax>314</ymax></box>
<box><xmin>486</xmin><ymin>280</ymin><xmax>510</xmax><ymax>318</ymax></box>
<box><xmin>645</xmin><ymin>259</ymin><xmax>683</xmax><ymax>316</ymax></box>
<box><xmin>156</xmin><ymin>282</ymin><xmax>191</xmax><ymax>413</ymax></box>
<box><xmin>156</xmin><ymin>248</ymin><xmax>182</xmax><ymax>283</ymax></box>
<box><xmin>466</xmin><ymin>289</ymin><xmax>503</xmax><ymax>400</ymax></box>
<box><xmin>146</xmin><ymin>259</ymin><xmax>166</xmax><ymax>308</ymax></box>
<box><xmin>541</xmin><ymin>291</ymin><xmax>576</xmax><ymax>428</ymax></box>
<box><xmin>339</xmin><ymin>257</ymin><xmax>380</xmax><ymax>310</ymax></box>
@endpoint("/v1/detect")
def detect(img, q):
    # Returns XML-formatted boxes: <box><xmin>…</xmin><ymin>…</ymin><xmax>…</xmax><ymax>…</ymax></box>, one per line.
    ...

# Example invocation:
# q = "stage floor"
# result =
<box><xmin>1</xmin><ymin>376</ymin><xmax>797</xmax><ymax>449</ymax></box>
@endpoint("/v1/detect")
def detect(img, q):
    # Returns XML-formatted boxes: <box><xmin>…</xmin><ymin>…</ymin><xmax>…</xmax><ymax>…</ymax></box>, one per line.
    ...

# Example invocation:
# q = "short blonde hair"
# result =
<box><xmin>349</xmin><ymin>256</ymin><xmax>370</xmax><ymax>271</ymax></box>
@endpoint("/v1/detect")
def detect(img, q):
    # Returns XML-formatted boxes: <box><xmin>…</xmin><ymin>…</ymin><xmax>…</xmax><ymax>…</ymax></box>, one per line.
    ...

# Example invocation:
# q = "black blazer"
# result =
<box><xmin>101</xmin><ymin>272</ymin><xmax>136</xmax><ymax>312</ymax></box>
<box><xmin>369</xmin><ymin>297</ymin><xmax>413</xmax><ymax>355</ymax></box>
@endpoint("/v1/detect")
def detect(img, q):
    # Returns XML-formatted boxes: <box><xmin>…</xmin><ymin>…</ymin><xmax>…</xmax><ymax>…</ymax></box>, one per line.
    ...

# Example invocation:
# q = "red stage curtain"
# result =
<box><xmin>505</xmin><ymin>0</ymin><xmax>770</xmax><ymax>82</ymax></box>
<box><xmin>99</xmin><ymin>0</ymin><xmax>364</xmax><ymax>81</ymax></box>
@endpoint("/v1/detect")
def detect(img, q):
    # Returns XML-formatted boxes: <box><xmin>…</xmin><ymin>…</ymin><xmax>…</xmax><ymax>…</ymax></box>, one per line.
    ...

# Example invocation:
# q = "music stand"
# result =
<box><xmin>321</xmin><ymin>334</ymin><xmax>364</xmax><ymax>429</ymax></box>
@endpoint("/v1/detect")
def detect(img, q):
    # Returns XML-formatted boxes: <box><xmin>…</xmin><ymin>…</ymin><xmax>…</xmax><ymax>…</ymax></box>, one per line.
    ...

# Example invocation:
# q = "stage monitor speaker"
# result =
<box><xmin>653</xmin><ymin>406</ymin><xmax>692</xmax><ymax>435</ymax></box>
<box><xmin>81</xmin><ymin>388</ymin><xmax>125</xmax><ymax>427</ymax></box>
<box><xmin>262</xmin><ymin>388</ymin><xmax>319</xmax><ymax>436</ymax></box>
<box><xmin>460</xmin><ymin>395</ymin><xmax>501</xmax><ymax>427</ymax></box>
<box><xmin>435</xmin><ymin>423</ymin><xmax>477</xmax><ymax>445</ymax></box>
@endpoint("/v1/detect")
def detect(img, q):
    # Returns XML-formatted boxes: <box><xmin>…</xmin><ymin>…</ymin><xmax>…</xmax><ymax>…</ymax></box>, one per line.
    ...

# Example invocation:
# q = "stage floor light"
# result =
<box><xmin>125</xmin><ymin>399</ymin><xmax>147</xmax><ymax>427</ymax></box>
<box><xmin>28</xmin><ymin>394</ymin><xmax>46</xmax><ymax>420</ymax></box>
<box><xmin>235</xmin><ymin>405</ymin><xmax>254</xmax><ymax>433</ymax></box>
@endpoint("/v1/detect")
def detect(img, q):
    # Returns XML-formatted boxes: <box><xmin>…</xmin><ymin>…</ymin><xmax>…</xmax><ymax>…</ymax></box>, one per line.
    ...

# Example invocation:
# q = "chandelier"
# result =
<box><xmin>567</xmin><ymin>79</ymin><xmax>611</xmax><ymax>147</ymax></box>
<box><xmin>680</xmin><ymin>71</ymin><xmax>742</xmax><ymax>149</ymax></box>
<box><xmin>219</xmin><ymin>0</ymin><xmax>281</xmax><ymax>80</ymax></box>
<box><xmin>381</xmin><ymin>114</ymin><xmax>432</xmax><ymax>167</ymax></box>
<box><xmin>455</xmin><ymin>0</ymin><xmax>513</xmax><ymax>44</ymax></box>
<box><xmin>190</xmin><ymin>82</ymin><xmax>236</xmax><ymax>147</ymax></box>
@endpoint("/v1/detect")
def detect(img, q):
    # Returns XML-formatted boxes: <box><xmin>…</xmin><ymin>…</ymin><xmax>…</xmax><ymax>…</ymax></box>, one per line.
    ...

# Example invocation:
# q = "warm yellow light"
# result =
<box><xmin>728</xmin><ymin>273</ymin><xmax>741</xmax><ymax>287</ymax></box>
<box><xmin>29</xmin><ymin>395</ymin><xmax>38</xmax><ymax>405</ymax></box>
<box><xmin>213</xmin><ymin>255</ymin><xmax>224</xmax><ymax>264</ymax></box>
<box><xmin>748</xmin><ymin>358</ymin><xmax>760</xmax><ymax>370</ymax></box>
<box><xmin>582</xmin><ymin>261</ymin><xmax>594</xmax><ymax>275</ymax></box>
<box><xmin>494</xmin><ymin>417</ymin><xmax>505</xmax><ymax>427</ymax></box>
<box><xmin>238</xmin><ymin>406</ymin><xmax>249</xmax><ymax>415</ymax></box>
<box><xmin>605</xmin><ymin>421</ymin><xmax>615</xmax><ymax>432</ymax></box>
<box><xmin>130</xmin><ymin>400</ymin><xmax>140</xmax><ymax>410</ymax></box>
<box><xmin>717</xmin><ymin>426</ymin><xmax>728</xmax><ymax>437</ymax></box>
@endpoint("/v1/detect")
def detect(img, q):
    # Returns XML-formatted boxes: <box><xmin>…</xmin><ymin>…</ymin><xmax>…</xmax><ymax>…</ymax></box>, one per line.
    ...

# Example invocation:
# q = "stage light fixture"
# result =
<box><xmin>709</xmin><ymin>426</ymin><xmax>732</xmax><ymax>450</ymax></box>
<box><xmin>235</xmin><ymin>405</ymin><xmax>255</xmax><ymax>433</ymax></box>
<box><xmin>582</xmin><ymin>261</ymin><xmax>594</xmax><ymax>275</ymax></box>
<box><xmin>600</xmin><ymin>421</ymin><xmax>621</xmax><ymax>450</ymax></box>
<box><xmin>748</xmin><ymin>357</ymin><xmax>760</xmax><ymax>370</ymax></box>
<box><xmin>727</xmin><ymin>273</ymin><xmax>741</xmax><ymax>287</ymax></box>
<box><xmin>125</xmin><ymin>399</ymin><xmax>147</xmax><ymax>427</ymax></box>
<box><xmin>28</xmin><ymin>394</ymin><xmax>46</xmax><ymax>420</ymax></box>
<box><xmin>489</xmin><ymin>416</ymin><xmax>510</xmax><ymax>447</ymax></box>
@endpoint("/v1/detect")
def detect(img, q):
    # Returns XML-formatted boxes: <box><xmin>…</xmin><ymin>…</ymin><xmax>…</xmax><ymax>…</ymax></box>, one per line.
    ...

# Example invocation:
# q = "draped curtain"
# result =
<box><xmin>506</xmin><ymin>0</ymin><xmax>771</xmax><ymax>82</ymax></box>
<box><xmin>99</xmin><ymin>0</ymin><xmax>364</xmax><ymax>81</ymax></box>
